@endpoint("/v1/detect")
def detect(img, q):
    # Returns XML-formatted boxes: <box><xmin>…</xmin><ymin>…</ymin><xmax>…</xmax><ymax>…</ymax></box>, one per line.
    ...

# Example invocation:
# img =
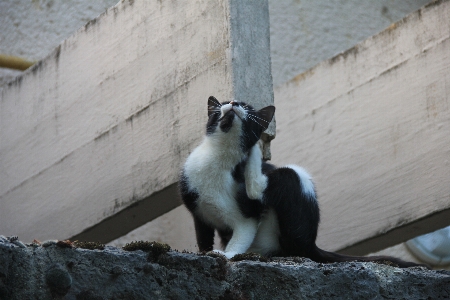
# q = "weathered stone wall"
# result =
<box><xmin>1</xmin><ymin>237</ymin><xmax>449</xmax><ymax>299</ymax></box>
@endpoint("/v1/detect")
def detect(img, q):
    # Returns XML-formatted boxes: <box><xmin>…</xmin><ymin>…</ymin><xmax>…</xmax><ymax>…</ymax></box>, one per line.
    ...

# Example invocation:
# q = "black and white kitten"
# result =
<box><xmin>179</xmin><ymin>96</ymin><xmax>424</xmax><ymax>268</ymax></box>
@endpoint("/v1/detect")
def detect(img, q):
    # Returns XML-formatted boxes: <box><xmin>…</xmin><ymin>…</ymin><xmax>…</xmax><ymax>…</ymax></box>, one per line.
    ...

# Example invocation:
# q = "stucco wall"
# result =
<box><xmin>109</xmin><ymin>0</ymin><xmax>434</xmax><ymax>257</ymax></box>
<box><xmin>269</xmin><ymin>0</ymin><xmax>430</xmax><ymax>86</ymax></box>
<box><xmin>0</xmin><ymin>0</ymin><xmax>275</xmax><ymax>244</ymax></box>
<box><xmin>0</xmin><ymin>0</ymin><xmax>118</xmax><ymax>61</ymax></box>
<box><xmin>0</xmin><ymin>0</ymin><xmax>119</xmax><ymax>86</ymax></box>
<box><xmin>0</xmin><ymin>0</ymin><xmax>430</xmax><ymax>88</ymax></box>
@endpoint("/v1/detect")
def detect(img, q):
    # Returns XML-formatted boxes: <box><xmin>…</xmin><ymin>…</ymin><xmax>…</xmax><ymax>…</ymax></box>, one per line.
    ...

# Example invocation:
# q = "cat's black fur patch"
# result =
<box><xmin>264</xmin><ymin>167</ymin><xmax>319</xmax><ymax>257</ymax></box>
<box><xmin>206</xmin><ymin>112</ymin><xmax>220</xmax><ymax>135</ymax></box>
<box><xmin>217</xmin><ymin>228</ymin><xmax>233</xmax><ymax>249</ymax></box>
<box><xmin>193</xmin><ymin>216</ymin><xmax>215</xmax><ymax>252</ymax></box>
<box><xmin>235</xmin><ymin>186</ymin><xmax>264</xmax><ymax>219</ymax></box>
<box><xmin>206</xmin><ymin>96</ymin><xmax>222</xmax><ymax>135</ymax></box>
<box><xmin>240</xmin><ymin>112</ymin><xmax>260</xmax><ymax>151</ymax></box>
<box><xmin>231</xmin><ymin>160</ymin><xmax>246</xmax><ymax>183</ymax></box>
<box><xmin>178</xmin><ymin>171</ymin><xmax>198</xmax><ymax>213</ymax></box>
<box><xmin>219</xmin><ymin>111</ymin><xmax>235</xmax><ymax>133</ymax></box>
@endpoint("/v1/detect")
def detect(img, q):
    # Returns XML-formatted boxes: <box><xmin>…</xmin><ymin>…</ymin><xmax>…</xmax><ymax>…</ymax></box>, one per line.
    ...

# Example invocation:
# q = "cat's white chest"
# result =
<box><xmin>184</xmin><ymin>141</ymin><xmax>243</xmax><ymax>229</ymax></box>
<box><xmin>194</xmin><ymin>172</ymin><xmax>238</xmax><ymax>229</ymax></box>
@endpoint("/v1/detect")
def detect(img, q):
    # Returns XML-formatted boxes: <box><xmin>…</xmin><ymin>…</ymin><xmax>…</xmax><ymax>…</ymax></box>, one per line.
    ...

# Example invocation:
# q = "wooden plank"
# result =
<box><xmin>70</xmin><ymin>183</ymin><xmax>180</xmax><ymax>244</ymax></box>
<box><xmin>0</xmin><ymin>0</ymin><xmax>273</xmax><ymax>242</ymax></box>
<box><xmin>272</xmin><ymin>0</ymin><xmax>450</xmax><ymax>254</ymax></box>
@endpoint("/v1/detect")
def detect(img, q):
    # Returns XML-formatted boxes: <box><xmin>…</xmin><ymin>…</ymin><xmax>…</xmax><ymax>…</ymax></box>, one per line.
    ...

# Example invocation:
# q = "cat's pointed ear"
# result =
<box><xmin>208</xmin><ymin>96</ymin><xmax>221</xmax><ymax>117</ymax></box>
<box><xmin>257</xmin><ymin>106</ymin><xmax>275</xmax><ymax>131</ymax></box>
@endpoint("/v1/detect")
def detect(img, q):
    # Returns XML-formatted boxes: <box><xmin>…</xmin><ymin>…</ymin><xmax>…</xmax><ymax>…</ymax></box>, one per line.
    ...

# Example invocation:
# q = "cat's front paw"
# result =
<box><xmin>246</xmin><ymin>175</ymin><xmax>267</xmax><ymax>200</ymax></box>
<box><xmin>212</xmin><ymin>249</ymin><xmax>238</xmax><ymax>259</ymax></box>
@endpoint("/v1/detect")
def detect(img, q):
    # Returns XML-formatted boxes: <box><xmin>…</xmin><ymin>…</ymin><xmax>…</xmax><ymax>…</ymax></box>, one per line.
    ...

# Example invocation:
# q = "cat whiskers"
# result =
<box><xmin>248</xmin><ymin>130</ymin><xmax>260</xmax><ymax>141</ymax></box>
<box><xmin>208</xmin><ymin>106</ymin><xmax>222</xmax><ymax>113</ymax></box>
<box><xmin>250</xmin><ymin>113</ymin><xmax>271</xmax><ymax>124</ymax></box>
<box><xmin>246</xmin><ymin>113</ymin><xmax>268</xmax><ymax>128</ymax></box>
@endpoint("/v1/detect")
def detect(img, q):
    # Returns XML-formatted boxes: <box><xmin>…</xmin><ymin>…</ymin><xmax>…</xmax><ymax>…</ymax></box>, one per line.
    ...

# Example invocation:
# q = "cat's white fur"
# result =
<box><xmin>285</xmin><ymin>164</ymin><xmax>316</xmax><ymax>198</ymax></box>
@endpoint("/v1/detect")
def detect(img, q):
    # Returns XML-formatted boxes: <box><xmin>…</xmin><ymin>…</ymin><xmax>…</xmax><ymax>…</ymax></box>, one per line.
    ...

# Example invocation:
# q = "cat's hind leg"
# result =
<box><xmin>248</xmin><ymin>208</ymin><xmax>281</xmax><ymax>256</ymax></box>
<box><xmin>193</xmin><ymin>216</ymin><xmax>215</xmax><ymax>252</ymax></box>
<box><xmin>264</xmin><ymin>166</ymin><xmax>320</xmax><ymax>257</ymax></box>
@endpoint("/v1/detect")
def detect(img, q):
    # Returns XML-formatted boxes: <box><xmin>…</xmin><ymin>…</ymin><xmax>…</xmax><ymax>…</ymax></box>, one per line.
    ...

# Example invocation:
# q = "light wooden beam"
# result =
<box><xmin>0</xmin><ymin>0</ymin><xmax>273</xmax><ymax>243</ymax></box>
<box><xmin>273</xmin><ymin>0</ymin><xmax>450</xmax><ymax>255</ymax></box>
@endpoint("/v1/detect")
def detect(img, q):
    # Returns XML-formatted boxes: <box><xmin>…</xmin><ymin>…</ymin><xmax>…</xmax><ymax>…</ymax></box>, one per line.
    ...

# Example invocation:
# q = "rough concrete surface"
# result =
<box><xmin>0</xmin><ymin>237</ymin><xmax>449</xmax><ymax>300</ymax></box>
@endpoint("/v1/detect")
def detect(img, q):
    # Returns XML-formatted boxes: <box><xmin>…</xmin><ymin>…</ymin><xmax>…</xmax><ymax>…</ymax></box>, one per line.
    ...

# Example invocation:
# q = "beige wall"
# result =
<box><xmin>0</xmin><ymin>0</ymin><xmax>235</xmax><ymax>241</ymax></box>
<box><xmin>1</xmin><ymin>0</ymin><xmax>448</xmax><ymax>268</ymax></box>
<box><xmin>0</xmin><ymin>0</ymin><xmax>274</xmax><ymax>243</ymax></box>
<box><xmin>109</xmin><ymin>206</ymin><xmax>197</xmax><ymax>252</ymax></box>
<box><xmin>272</xmin><ymin>0</ymin><xmax>450</xmax><ymax>254</ymax></box>
<box><xmin>1</xmin><ymin>0</ymin><xmax>430</xmax><ymax>88</ymax></box>
<box><xmin>110</xmin><ymin>1</ymin><xmax>450</xmax><ymax>267</ymax></box>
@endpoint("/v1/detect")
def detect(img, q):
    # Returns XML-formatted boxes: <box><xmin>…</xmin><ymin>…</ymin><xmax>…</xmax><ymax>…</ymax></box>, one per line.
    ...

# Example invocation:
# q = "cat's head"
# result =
<box><xmin>206</xmin><ymin>96</ymin><xmax>275</xmax><ymax>152</ymax></box>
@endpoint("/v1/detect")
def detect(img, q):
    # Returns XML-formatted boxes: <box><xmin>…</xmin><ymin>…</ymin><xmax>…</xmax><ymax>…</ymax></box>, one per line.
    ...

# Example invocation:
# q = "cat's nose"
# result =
<box><xmin>230</xmin><ymin>101</ymin><xmax>239</xmax><ymax>107</ymax></box>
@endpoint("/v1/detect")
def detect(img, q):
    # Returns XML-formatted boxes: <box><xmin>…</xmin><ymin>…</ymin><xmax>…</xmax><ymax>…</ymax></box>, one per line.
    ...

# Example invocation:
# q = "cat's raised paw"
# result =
<box><xmin>246</xmin><ymin>175</ymin><xmax>267</xmax><ymax>200</ymax></box>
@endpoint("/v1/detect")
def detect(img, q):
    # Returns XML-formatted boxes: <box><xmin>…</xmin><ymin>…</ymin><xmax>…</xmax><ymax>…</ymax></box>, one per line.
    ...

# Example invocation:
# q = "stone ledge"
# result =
<box><xmin>0</xmin><ymin>237</ymin><xmax>449</xmax><ymax>299</ymax></box>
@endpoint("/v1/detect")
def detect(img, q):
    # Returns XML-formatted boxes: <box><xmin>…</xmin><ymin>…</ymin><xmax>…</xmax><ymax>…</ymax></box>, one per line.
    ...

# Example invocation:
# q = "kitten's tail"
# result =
<box><xmin>310</xmin><ymin>245</ymin><xmax>429</xmax><ymax>269</ymax></box>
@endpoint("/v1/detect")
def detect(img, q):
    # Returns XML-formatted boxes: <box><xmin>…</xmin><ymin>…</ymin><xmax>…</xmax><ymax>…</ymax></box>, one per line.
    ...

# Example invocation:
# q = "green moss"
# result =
<box><xmin>230</xmin><ymin>252</ymin><xmax>269</xmax><ymax>262</ymax></box>
<box><xmin>73</xmin><ymin>241</ymin><xmax>105</xmax><ymax>250</ymax></box>
<box><xmin>122</xmin><ymin>241</ymin><xmax>171</xmax><ymax>258</ymax></box>
<box><xmin>123</xmin><ymin>241</ymin><xmax>155</xmax><ymax>251</ymax></box>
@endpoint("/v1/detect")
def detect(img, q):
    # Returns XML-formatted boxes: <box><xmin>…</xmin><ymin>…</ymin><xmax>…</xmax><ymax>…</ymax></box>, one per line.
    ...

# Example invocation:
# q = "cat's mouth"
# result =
<box><xmin>219</xmin><ymin>103</ymin><xmax>244</xmax><ymax>122</ymax></box>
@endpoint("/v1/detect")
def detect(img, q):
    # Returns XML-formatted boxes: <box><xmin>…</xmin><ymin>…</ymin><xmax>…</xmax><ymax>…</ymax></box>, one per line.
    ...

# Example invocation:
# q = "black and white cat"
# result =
<box><xmin>179</xmin><ymin>96</ymin><xmax>423</xmax><ymax>268</ymax></box>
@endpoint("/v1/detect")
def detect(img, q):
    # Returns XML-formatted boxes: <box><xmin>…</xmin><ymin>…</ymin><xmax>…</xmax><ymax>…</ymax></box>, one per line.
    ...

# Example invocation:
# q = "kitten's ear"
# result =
<box><xmin>257</xmin><ymin>106</ymin><xmax>275</xmax><ymax>131</ymax></box>
<box><xmin>208</xmin><ymin>96</ymin><xmax>221</xmax><ymax>117</ymax></box>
